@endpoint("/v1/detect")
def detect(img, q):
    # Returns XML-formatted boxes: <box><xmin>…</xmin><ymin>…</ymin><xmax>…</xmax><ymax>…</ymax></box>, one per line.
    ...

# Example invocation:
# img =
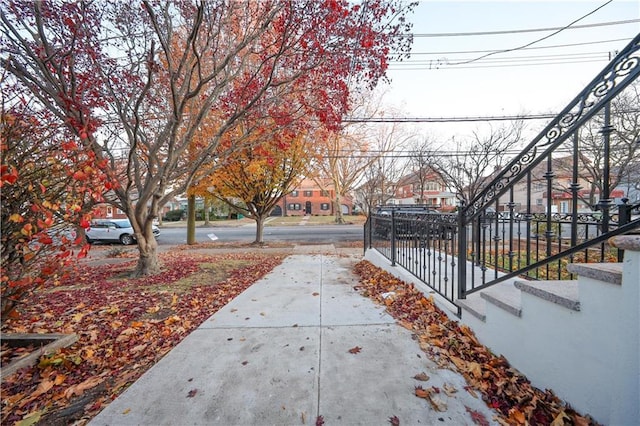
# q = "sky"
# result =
<box><xmin>378</xmin><ymin>0</ymin><xmax>639</xmax><ymax>140</ymax></box>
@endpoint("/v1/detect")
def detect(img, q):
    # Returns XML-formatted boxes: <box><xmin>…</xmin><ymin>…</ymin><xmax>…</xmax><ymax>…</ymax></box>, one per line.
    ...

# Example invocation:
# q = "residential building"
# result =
<box><xmin>272</xmin><ymin>178</ymin><xmax>354</xmax><ymax>216</ymax></box>
<box><xmin>391</xmin><ymin>170</ymin><xmax>457</xmax><ymax>212</ymax></box>
<box><xmin>504</xmin><ymin>156</ymin><xmax>624</xmax><ymax>213</ymax></box>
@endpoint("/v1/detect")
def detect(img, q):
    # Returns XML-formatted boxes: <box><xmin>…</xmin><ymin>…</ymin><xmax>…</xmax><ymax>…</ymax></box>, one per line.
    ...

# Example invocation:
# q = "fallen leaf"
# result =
<box><xmin>465</xmin><ymin>406</ymin><xmax>490</xmax><ymax>426</ymax></box>
<box><xmin>15</xmin><ymin>409</ymin><xmax>45</xmax><ymax>426</ymax></box>
<box><xmin>64</xmin><ymin>376</ymin><xmax>103</xmax><ymax>399</ymax></box>
<box><xmin>572</xmin><ymin>414</ymin><xmax>591</xmax><ymax>426</ymax></box>
<box><xmin>122</xmin><ymin>408</ymin><xmax>131</xmax><ymax>415</ymax></box>
<box><xmin>508</xmin><ymin>408</ymin><xmax>526</xmax><ymax>424</ymax></box>
<box><xmin>312</xmin><ymin>292</ymin><xmax>319</xmax><ymax>296</ymax></box>
<box><xmin>315</xmin><ymin>415</ymin><xmax>324</xmax><ymax>426</ymax></box>
<box><xmin>443</xmin><ymin>383</ymin><xmax>458</xmax><ymax>396</ymax></box>
<box><xmin>427</xmin><ymin>394</ymin><xmax>448</xmax><ymax>412</ymax></box>
<box><xmin>388</xmin><ymin>415</ymin><xmax>400</xmax><ymax>425</ymax></box>
<box><xmin>413</xmin><ymin>372</ymin><xmax>430</xmax><ymax>381</ymax></box>
<box><xmin>550</xmin><ymin>410</ymin><xmax>571</xmax><ymax>426</ymax></box>
<box><xmin>348</xmin><ymin>346</ymin><xmax>362</xmax><ymax>354</ymax></box>
<box><xmin>241</xmin><ymin>361</ymin><xmax>248</xmax><ymax>365</ymax></box>
<box><xmin>31</xmin><ymin>379</ymin><xmax>54</xmax><ymax>399</ymax></box>
<box><xmin>53</xmin><ymin>374</ymin><xmax>67</xmax><ymax>386</ymax></box>
<box><xmin>187</xmin><ymin>389</ymin><xmax>198</xmax><ymax>398</ymax></box>
<box><xmin>414</xmin><ymin>386</ymin><xmax>430</xmax><ymax>399</ymax></box>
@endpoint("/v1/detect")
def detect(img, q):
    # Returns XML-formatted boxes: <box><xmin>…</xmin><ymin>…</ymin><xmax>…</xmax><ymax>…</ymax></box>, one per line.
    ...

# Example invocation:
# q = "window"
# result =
<box><xmin>291</xmin><ymin>191</ymin><xmax>298</xmax><ymax>197</ymax></box>
<box><xmin>536</xmin><ymin>199</ymin><xmax>543</xmax><ymax>206</ymax></box>
<box><xmin>303</xmin><ymin>190</ymin><xmax>313</xmax><ymax>197</ymax></box>
<box><xmin>426</xmin><ymin>182</ymin><xmax>440</xmax><ymax>191</ymax></box>
<box><xmin>106</xmin><ymin>206</ymin><xmax>113</xmax><ymax>218</ymax></box>
<box><xmin>288</xmin><ymin>203</ymin><xmax>302</xmax><ymax>210</ymax></box>
<box><xmin>320</xmin><ymin>203</ymin><xmax>330</xmax><ymax>210</ymax></box>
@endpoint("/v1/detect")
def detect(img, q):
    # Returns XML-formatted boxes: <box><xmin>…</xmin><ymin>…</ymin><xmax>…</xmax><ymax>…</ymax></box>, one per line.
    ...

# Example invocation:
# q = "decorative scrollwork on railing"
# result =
<box><xmin>463</xmin><ymin>34</ymin><xmax>640</xmax><ymax>221</ymax></box>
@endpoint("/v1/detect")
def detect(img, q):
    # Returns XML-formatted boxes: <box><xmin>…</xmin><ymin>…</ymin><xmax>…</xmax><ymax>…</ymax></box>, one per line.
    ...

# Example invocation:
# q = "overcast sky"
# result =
<box><xmin>379</xmin><ymin>0</ymin><xmax>639</xmax><ymax>140</ymax></box>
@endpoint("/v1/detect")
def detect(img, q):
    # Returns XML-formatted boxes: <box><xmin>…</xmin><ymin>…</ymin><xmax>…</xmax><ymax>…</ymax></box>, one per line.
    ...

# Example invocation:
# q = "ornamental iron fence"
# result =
<box><xmin>364</xmin><ymin>34</ymin><xmax>640</xmax><ymax>317</ymax></box>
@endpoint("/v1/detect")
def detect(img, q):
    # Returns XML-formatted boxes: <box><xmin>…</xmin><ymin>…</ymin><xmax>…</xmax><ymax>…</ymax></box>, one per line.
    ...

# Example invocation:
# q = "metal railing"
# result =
<box><xmin>364</xmin><ymin>34</ymin><xmax>640</xmax><ymax>316</ymax></box>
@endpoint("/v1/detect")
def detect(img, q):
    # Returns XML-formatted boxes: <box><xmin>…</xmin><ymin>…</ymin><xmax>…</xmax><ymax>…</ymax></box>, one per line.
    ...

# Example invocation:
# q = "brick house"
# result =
<box><xmin>92</xmin><ymin>203</ymin><xmax>128</xmax><ymax>219</ymax></box>
<box><xmin>272</xmin><ymin>178</ymin><xmax>354</xmax><ymax>216</ymax></box>
<box><xmin>391</xmin><ymin>170</ymin><xmax>457</xmax><ymax>212</ymax></box>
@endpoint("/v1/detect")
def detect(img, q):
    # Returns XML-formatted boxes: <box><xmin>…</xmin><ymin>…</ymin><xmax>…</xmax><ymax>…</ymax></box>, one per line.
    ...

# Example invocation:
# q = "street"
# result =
<box><xmin>156</xmin><ymin>223</ymin><xmax>364</xmax><ymax>245</ymax></box>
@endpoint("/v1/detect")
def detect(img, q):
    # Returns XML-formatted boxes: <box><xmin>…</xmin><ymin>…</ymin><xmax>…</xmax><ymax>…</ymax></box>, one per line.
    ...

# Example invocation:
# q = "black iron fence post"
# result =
<box><xmin>617</xmin><ymin>198</ymin><xmax>631</xmax><ymax>261</ymax></box>
<box><xmin>391</xmin><ymin>209</ymin><xmax>396</xmax><ymax>266</ymax></box>
<box><xmin>457</xmin><ymin>202</ymin><xmax>467</xmax><ymax>299</ymax></box>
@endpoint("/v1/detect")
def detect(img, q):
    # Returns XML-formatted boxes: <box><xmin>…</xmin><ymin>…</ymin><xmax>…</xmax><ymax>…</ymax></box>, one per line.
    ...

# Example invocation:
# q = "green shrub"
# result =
<box><xmin>163</xmin><ymin>209</ymin><xmax>184</xmax><ymax>221</ymax></box>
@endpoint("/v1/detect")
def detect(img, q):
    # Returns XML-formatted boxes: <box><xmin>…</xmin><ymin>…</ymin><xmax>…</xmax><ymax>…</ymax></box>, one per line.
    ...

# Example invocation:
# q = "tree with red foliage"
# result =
<box><xmin>1</xmin><ymin>0</ymin><xmax>416</xmax><ymax>276</ymax></box>
<box><xmin>0</xmin><ymin>94</ymin><xmax>107</xmax><ymax>323</ymax></box>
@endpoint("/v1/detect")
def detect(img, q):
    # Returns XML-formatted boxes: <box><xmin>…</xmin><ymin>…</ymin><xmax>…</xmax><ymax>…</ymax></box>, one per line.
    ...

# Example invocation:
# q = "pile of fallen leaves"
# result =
<box><xmin>353</xmin><ymin>260</ymin><xmax>595</xmax><ymax>426</ymax></box>
<box><xmin>1</xmin><ymin>251</ymin><xmax>284</xmax><ymax>425</ymax></box>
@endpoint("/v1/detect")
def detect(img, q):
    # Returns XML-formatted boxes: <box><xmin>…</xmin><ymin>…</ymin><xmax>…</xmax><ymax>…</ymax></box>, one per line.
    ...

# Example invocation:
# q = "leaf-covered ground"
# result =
<box><xmin>353</xmin><ymin>260</ymin><xmax>596</xmax><ymax>426</ymax></box>
<box><xmin>1</xmin><ymin>250</ymin><xmax>285</xmax><ymax>425</ymax></box>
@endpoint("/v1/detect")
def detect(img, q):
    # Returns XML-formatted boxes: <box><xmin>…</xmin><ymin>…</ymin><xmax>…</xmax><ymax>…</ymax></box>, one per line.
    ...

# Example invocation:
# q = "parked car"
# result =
<box><xmin>86</xmin><ymin>219</ymin><xmax>160</xmax><ymax>245</ymax></box>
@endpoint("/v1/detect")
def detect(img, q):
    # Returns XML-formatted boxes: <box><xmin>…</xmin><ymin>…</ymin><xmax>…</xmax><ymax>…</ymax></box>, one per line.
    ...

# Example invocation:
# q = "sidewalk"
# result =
<box><xmin>89</xmin><ymin>247</ymin><xmax>498</xmax><ymax>425</ymax></box>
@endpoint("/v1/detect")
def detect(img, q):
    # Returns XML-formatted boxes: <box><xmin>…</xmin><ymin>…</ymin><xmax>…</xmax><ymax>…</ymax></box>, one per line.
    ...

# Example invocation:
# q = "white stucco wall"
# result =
<box><xmin>364</xmin><ymin>246</ymin><xmax>640</xmax><ymax>425</ymax></box>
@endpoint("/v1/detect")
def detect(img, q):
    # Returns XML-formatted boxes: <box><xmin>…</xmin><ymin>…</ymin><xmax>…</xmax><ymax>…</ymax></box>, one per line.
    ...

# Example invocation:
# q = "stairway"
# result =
<box><xmin>457</xmin><ymin>235</ymin><xmax>639</xmax><ymax>426</ymax></box>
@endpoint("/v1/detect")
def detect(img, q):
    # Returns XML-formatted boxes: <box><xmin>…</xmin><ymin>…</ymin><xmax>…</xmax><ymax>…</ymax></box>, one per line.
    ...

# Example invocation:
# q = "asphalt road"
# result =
<box><xmin>156</xmin><ymin>224</ymin><xmax>364</xmax><ymax>245</ymax></box>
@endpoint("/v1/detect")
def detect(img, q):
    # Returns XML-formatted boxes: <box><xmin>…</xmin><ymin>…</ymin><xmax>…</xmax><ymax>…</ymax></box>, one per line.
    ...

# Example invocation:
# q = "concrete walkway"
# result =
<box><xmin>90</xmin><ymin>248</ymin><xmax>498</xmax><ymax>425</ymax></box>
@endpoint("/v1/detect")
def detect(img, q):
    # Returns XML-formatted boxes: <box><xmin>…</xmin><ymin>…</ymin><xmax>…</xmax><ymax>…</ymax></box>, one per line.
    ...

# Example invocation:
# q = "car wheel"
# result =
<box><xmin>120</xmin><ymin>234</ymin><xmax>134</xmax><ymax>245</ymax></box>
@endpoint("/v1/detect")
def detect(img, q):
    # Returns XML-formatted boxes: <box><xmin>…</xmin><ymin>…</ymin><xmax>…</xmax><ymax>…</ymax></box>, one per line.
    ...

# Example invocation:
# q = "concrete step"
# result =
<box><xmin>457</xmin><ymin>293</ymin><xmax>486</xmax><ymax>321</ymax></box>
<box><xmin>566</xmin><ymin>262</ymin><xmax>623</xmax><ymax>286</ymax></box>
<box><xmin>514</xmin><ymin>279</ymin><xmax>580</xmax><ymax>311</ymax></box>
<box><xmin>480</xmin><ymin>281</ymin><xmax>522</xmax><ymax>317</ymax></box>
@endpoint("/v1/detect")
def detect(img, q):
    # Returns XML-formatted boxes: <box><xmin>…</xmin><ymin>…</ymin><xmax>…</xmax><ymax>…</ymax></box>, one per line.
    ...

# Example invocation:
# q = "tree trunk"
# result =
<box><xmin>334</xmin><ymin>195</ymin><xmax>345</xmax><ymax>224</ymax></box>
<box><xmin>204</xmin><ymin>198</ymin><xmax>211</xmax><ymax>226</ymax></box>
<box><xmin>255</xmin><ymin>216</ymin><xmax>265</xmax><ymax>244</ymax></box>
<box><xmin>133</xmin><ymin>228</ymin><xmax>161</xmax><ymax>276</ymax></box>
<box><xmin>187</xmin><ymin>194</ymin><xmax>196</xmax><ymax>244</ymax></box>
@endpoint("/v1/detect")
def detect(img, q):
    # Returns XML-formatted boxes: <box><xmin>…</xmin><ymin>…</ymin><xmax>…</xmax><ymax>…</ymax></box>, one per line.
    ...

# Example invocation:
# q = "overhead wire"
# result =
<box><xmin>446</xmin><ymin>0</ymin><xmax>618</xmax><ymax>66</ymax></box>
<box><xmin>407</xmin><ymin>18</ymin><xmax>638</xmax><ymax>38</ymax></box>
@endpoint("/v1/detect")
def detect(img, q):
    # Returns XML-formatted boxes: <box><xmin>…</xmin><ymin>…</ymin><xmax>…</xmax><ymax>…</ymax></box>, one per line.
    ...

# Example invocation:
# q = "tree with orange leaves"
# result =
<box><xmin>192</xmin><ymin>119</ymin><xmax>311</xmax><ymax>244</ymax></box>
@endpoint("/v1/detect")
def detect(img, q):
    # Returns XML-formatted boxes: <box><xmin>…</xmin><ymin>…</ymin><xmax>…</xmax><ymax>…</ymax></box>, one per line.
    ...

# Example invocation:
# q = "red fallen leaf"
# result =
<box><xmin>187</xmin><ymin>389</ymin><xmax>198</xmax><ymax>398</ymax></box>
<box><xmin>348</xmin><ymin>346</ymin><xmax>361</xmax><ymax>354</ymax></box>
<box><xmin>465</xmin><ymin>406</ymin><xmax>490</xmax><ymax>426</ymax></box>
<box><xmin>389</xmin><ymin>415</ymin><xmax>400</xmax><ymax>425</ymax></box>
<box><xmin>315</xmin><ymin>415</ymin><xmax>324</xmax><ymax>426</ymax></box>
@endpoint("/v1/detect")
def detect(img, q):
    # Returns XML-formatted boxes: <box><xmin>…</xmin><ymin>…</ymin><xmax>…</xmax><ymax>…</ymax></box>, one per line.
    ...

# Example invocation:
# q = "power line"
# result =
<box><xmin>406</xmin><ymin>18</ymin><xmax>638</xmax><ymax>38</ymax></box>
<box><xmin>394</xmin><ymin>37</ymin><xmax>632</xmax><ymax>56</ymax></box>
<box><xmin>449</xmin><ymin>0</ymin><xmax>619</xmax><ymax>66</ymax></box>
<box><xmin>343</xmin><ymin>114</ymin><xmax>555</xmax><ymax>123</ymax></box>
<box><xmin>389</xmin><ymin>58</ymin><xmax>606</xmax><ymax>71</ymax></box>
<box><xmin>344</xmin><ymin>109</ymin><xmax>640</xmax><ymax>124</ymax></box>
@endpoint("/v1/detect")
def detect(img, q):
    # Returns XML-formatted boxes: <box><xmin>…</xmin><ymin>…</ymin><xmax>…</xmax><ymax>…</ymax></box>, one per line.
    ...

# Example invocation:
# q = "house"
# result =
<box><xmin>506</xmin><ymin>155</ymin><xmax>624</xmax><ymax>214</ymax></box>
<box><xmin>271</xmin><ymin>178</ymin><xmax>354</xmax><ymax>216</ymax></box>
<box><xmin>391</xmin><ymin>169</ymin><xmax>457</xmax><ymax>212</ymax></box>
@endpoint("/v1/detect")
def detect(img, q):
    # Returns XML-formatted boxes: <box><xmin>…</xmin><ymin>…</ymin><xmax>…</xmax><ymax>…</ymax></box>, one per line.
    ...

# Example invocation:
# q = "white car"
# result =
<box><xmin>86</xmin><ymin>219</ymin><xmax>160</xmax><ymax>245</ymax></box>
